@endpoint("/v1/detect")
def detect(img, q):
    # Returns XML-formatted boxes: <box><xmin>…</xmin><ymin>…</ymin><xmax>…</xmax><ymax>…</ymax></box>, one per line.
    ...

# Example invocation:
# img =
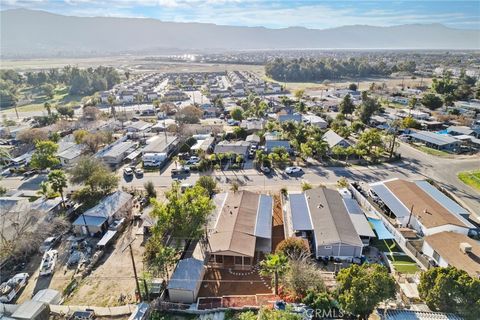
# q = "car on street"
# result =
<box><xmin>186</xmin><ymin>156</ymin><xmax>200</xmax><ymax>165</ymax></box>
<box><xmin>260</xmin><ymin>166</ymin><xmax>271</xmax><ymax>174</ymax></box>
<box><xmin>134</xmin><ymin>168</ymin><xmax>144</xmax><ymax>176</ymax></box>
<box><xmin>171</xmin><ymin>166</ymin><xmax>190</xmax><ymax>176</ymax></box>
<box><xmin>285</xmin><ymin>166</ymin><xmax>303</xmax><ymax>175</ymax></box>
<box><xmin>123</xmin><ymin>167</ymin><xmax>134</xmax><ymax>177</ymax></box>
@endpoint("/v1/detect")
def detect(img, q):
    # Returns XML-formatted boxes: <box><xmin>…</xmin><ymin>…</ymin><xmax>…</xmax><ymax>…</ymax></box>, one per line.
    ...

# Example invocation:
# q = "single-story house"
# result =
<box><xmin>73</xmin><ymin>191</ymin><xmax>133</xmax><ymax>236</ymax></box>
<box><xmin>447</xmin><ymin>125</ymin><xmax>480</xmax><ymax>138</ymax></box>
<box><xmin>278</xmin><ymin>114</ymin><xmax>302</xmax><ymax>123</ymax></box>
<box><xmin>409</xmin><ymin>131</ymin><xmax>460</xmax><ymax>152</ymax></box>
<box><xmin>241</xmin><ymin>119</ymin><xmax>265</xmax><ymax>132</ymax></box>
<box><xmin>286</xmin><ymin>188</ymin><xmax>363</xmax><ymax>260</ymax></box>
<box><xmin>97</xmin><ymin>140</ymin><xmax>138</xmax><ymax>167</ymax></box>
<box><xmin>323</xmin><ymin>130</ymin><xmax>351</xmax><ymax>149</ymax></box>
<box><xmin>400</xmin><ymin>109</ymin><xmax>430</xmax><ymax>120</ymax></box>
<box><xmin>369</xmin><ymin>179</ymin><xmax>474</xmax><ymax>236</ymax></box>
<box><xmin>302</xmin><ymin>114</ymin><xmax>328</xmax><ymax>129</ymax></box>
<box><xmin>422</xmin><ymin>231</ymin><xmax>480</xmax><ymax>278</ymax></box>
<box><xmin>264</xmin><ymin>140</ymin><xmax>291</xmax><ymax>153</ymax></box>
<box><xmin>213</xmin><ymin>141</ymin><xmax>250</xmax><ymax>157</ymax></box>
<box><xmin>57</xmin><ymin>144</ymin><xmax>84</xmax><ymax>166</ymax></box>
<box><xmin>142</xmin><ymin>135</ymin><xmax>179</xmax><ymax>156</ymax></box>
<box><xmin>207</xmin><ymin>191</ymin><xmax>273</xmax><ymax>270</ymax></box>
<box><xmin>370</xmin><ymin>115</ymin><xmax>387</xmax><ymax>126</ymax></box>
<box><xmin>245</xmin><ymin>134</ymin><xmax>261</xmax><ymax>145</ymax></box>
<box><xmin>191</xmin><ymin>135</ymin><xmax>215</xmax><ymax>154</ymax></box>
<box><xmin>125</xmin><ymin>120</ymin><xmax>153</xmax><ymax>133</ymax></box>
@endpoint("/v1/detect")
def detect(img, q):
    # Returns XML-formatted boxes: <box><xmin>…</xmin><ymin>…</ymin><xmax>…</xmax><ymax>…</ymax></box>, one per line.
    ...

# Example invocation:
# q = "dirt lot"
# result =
<box><xmin>16</xmin><ymin>220</ymin><xmax>146</xmax><ymax>307</ymax></box>
<box><xmin>64</xmin><ymin>222</ymin><xmax>145</xmax><ymax>306</ymax></box>
<box><xmin>198</xmin><ymin>267</ymin><xmax>272</xmax><ymax>298</ymax></box>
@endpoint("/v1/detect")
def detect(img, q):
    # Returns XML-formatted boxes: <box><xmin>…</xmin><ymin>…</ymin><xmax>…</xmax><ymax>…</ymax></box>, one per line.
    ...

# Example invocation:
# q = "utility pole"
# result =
<box><xmin>123</xmin><ymin>238</ymin><xmax>142</xmax><ymax>302</ymax></box>
<box><xmin>81</xmin><ymin>213</ymin><xmax>90</xmax><ymax>236</ymax></box>
<box><xmin>407</xmin><ymin>205</ymin><xmax>414</xmax><ymax>228</ymax></box>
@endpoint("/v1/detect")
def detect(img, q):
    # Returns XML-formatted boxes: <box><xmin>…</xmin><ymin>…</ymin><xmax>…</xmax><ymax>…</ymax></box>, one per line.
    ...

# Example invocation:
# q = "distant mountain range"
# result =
<box><xmin>1</xmin><ymin>8</ymin><xmax>479</xmax><ymax>58</ymax></box>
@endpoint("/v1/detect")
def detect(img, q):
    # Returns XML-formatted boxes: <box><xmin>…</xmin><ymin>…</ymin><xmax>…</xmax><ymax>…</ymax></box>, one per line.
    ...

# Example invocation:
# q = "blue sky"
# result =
<box><xmin>2</xmin><ymin>0</ymin><xmax>480</xmax><ymax>29</ymax></box>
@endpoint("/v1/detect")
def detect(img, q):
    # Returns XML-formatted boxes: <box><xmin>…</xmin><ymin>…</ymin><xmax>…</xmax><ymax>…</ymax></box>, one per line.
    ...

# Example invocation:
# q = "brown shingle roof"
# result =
<box><xmin>385</xmin><ymin>180</ymin><xmax>467</xmax><ymax>229</ymax></box>
<box><xmin>425</xmin><ymin>232</ymin><xmax>480</xmax><ymax>277</ymax></box>
<box><xmin>208</xmin><ymin>191</ymin><xmax>260</xmax><ymax>257</ymax></box>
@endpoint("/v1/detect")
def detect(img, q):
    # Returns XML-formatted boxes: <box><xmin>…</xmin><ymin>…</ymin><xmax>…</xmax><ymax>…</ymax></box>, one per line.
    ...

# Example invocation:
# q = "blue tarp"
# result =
<box><xmin>368</xmin><ymin>218</ymin><xmax>395</xmax><ymax>240</ymax></box>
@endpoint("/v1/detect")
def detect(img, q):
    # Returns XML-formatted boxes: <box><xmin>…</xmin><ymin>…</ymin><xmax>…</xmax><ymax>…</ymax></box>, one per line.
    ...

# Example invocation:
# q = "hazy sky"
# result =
<box><xmin>2</xmin><ymin>0</ymin><xmax>480</xmax><ymax>29</ymax></box>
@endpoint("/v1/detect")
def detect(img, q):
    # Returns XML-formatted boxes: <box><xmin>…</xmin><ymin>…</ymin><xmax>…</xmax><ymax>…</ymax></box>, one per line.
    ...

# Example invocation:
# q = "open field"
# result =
<box><xmin>262</xmin><ymin>75</ymin><xmax>432</xmax><ymax>93</ymax></box>
<box><xmin>3</xmin><ymin>85</ymin><xmax>83</xmax><ymax>114</ymax></box>
<box><xmin>458</xmin><ymin>170</ymin><xmax>480</xmax><ymax>192</ymax></box>
<box><xmin>0</xmin><ymin>56</ymin><xmax>264</xmax><ymax>73</ymax></box>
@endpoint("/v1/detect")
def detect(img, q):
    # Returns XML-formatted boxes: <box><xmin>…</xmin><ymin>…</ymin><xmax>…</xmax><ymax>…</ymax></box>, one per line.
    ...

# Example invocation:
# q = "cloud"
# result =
<box><xmin>1</xmin><ymin>0</ymin><xmax>479</xmax><ymax>29</ymax></box>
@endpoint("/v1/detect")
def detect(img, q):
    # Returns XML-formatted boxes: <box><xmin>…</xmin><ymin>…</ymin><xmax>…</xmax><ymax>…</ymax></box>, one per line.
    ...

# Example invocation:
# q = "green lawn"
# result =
<box><xmin>414</xmin><ymin>145</ymin><xmax>452</xmax><ymax>157</ymax></box>
<box><xmin>13</xmin><ymin>85</ymin><xmax>83</xmax><ymax>113</ymax></box>
<box><xmin>458</xmin><ymin>170</ymin><xmax>480</xmax><ymax>191</ymax></box>
<box><xmin>371</xmin><ymin>238</ymin><xmax>400</xmax><ymax>253</ymax></box>
<box><xmin>392</xmin><ymin>262</ymin><xmax>420</xmax><ymax>274</ymax></box>
<box><xmin>385</xmin><ymin>254</ymin><xmax>420</xmax><ymax>274</ymax></box>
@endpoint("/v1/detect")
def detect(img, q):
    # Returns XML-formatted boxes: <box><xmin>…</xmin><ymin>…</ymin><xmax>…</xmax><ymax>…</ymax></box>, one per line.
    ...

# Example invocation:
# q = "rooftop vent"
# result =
<box><xmin>460</xmin><ymin>242</ymin><xmax>472</xmax><ymax>254</ymax></box>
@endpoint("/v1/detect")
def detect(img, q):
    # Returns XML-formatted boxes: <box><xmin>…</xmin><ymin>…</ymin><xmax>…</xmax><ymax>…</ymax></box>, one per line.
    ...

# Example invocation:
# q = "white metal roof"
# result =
<box><xmin>97</xmin><ymin>230</ymin><xmax>118</xmax><ymax>247</ymax></box>
<box><xmin>370</xmin><ymin>183</ymin><xmax>410</xmax><ymax>218</ymax></box>
<box><xmin>167</xmin><ymin>258</ymin><xmax>205</xmax><ymax>292</ymax></box>
<box><xmin>288</xmin><ymin>193</ymin><xmax>313</xmax><ymax>231</ymax></box>
<box><xmin>254</xmin><ymin>194</ymin><xmax>273</xmax><ymax>239</ymax></box>
<box><xmin>343</xmin><ymin>198</ymin><xmax>376</xmax><ymax>238</ymax></box>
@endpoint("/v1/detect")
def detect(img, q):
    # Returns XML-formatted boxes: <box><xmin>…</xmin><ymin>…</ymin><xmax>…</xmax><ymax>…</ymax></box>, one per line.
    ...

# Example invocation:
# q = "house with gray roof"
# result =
<box><xmin>286</xmin><ymin>188</ymin><xmax>363</xmax><ymax>259</ymax></box>
<box><xmin>265</xmin><ymin>140</ymin><xmax>291</xmax><ymax>153</ymax></box>
<box><xmin>96</xmin><ymin>140</ymin><xmax>138</xmax><ymax>166</ymax></box>
<box><xmin>323</xmin><ymin>130</ymin><xmax>351</xmax><ymax>149</ymax></box>
<box><xmin>447</xmin><ymin>125</ymin><xmax>480</xmax><ymax>138</ymax></box>
<box><xmin>214</xmin><ymin>141</ymin><xmax>250</xmax><ymax>157</ymax></box>
<box><xmin>278</xmin><ymin>114</ymin><xmax>302</xmax><ymax>123</ymax></box>
<box><xmin>73</xmin><ymin>191</ymin><xmax>133</xmax><ymax>236</ymax></box>
<box><xmin>167</xmin><ymin>257</ymin><xmax>205</xmax><ymax>303</ymax></box>
<box><xmin>408</xmin><ymin>131</ymin><xmax>460</xmax><ymax>152</ymax></box>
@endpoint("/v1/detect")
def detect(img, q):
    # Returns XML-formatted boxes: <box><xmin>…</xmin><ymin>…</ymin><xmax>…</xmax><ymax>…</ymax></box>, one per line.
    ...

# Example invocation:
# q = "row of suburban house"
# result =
<box><xmin>367</xmin><ymin>178</ymin><xmax>480</xmax><ymax>278</ymax></box>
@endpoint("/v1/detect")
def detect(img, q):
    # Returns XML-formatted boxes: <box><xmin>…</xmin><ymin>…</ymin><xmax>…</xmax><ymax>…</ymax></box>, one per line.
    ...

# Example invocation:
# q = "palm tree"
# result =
<box><xmin>37</xmin><ymin>181</ymin><xmax>51</xmax><ymax>199</ymax></box>
<box><xmin>230</xmin><ymin>180</ymin><xmax>239</xmax><ymax>193</ymax></box>
<box><xmin>312</xmin><ymin>139</ymin><xmax>329</xmax><ymax>161</ymax></box>
<box><xmin>47</xmin><ymin>169</ymin><xmax>68</xmax><ymax>207</ymax></box>
<box><xmin>44</xmin><ymin>102</ymin><xmax>52</xmax><ymax>116</ymax></box>
<box><xmin>107</xmin><ymin>95</ymin><xmax>116</xmax><ymax>120</ymax></box>
<box><xmin>260</xmin><ymin>253</ymin><xmax>288</xmax><ymax>295</ymax></box>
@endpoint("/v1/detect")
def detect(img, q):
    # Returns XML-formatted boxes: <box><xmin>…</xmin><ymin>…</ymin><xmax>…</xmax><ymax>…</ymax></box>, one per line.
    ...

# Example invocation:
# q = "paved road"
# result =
<box><xmin>117</xmin><ymin>142</ymin><xmax>479</xmax><ymax>215</ymax></box>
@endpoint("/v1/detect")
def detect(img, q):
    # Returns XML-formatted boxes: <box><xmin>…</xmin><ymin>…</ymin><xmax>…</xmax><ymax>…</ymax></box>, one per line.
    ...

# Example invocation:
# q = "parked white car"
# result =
<box><xmin>39</xmin><ymin>250</ymin><xmax>58</xmax><ymax>276</ymax></box>
<box><xmin>123</xmin><ymin>167</ymin><xmax>134</xmax><ymax>176</ymax></box>
<box><xmin>285</xmin><ymin>166</ymin><xmax>303</xmax><ymax>174</ymax></box>
<box><xmin>0</xmin><ymin>273</ymin><xmax>29</xmax><ymax>303</ymax></box>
